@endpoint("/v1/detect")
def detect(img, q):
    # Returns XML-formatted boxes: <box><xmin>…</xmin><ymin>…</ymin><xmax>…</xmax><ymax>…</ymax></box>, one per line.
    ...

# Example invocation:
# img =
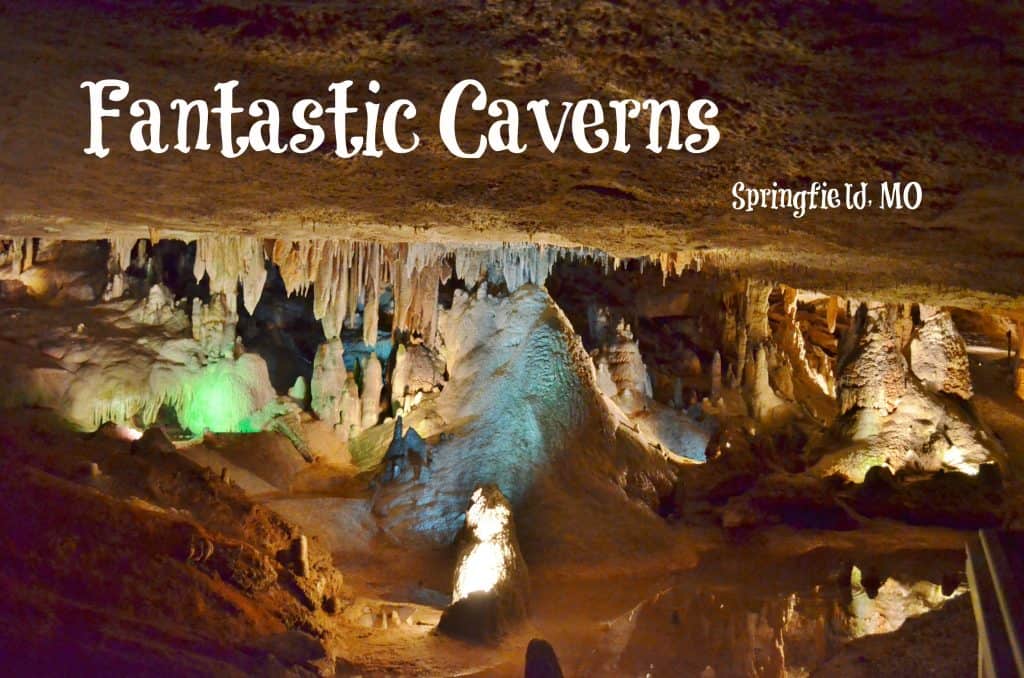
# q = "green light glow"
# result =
<box><xmin>176</xmin><ymin>360</ymin><xmax>262</xmax><ymax>435</ymax></box>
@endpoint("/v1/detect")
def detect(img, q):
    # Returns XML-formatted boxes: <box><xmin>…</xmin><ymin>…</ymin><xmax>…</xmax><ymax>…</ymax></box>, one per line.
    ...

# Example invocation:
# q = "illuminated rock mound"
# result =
<box><xmin>437</xmin><ymin>485</ymin><xmax>529</xmax><ymax>643</ymax></box>
<box><xmin>371</xmin><ymin>284</ymin><xmax>677</xmax><ymax>560</ymax></box>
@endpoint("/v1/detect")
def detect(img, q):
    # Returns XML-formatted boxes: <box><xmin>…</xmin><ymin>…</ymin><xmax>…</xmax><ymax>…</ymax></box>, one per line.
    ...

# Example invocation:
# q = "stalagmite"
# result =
<box><xmin>825</xmin><ymin>296</ymin><xmax>839</xmax><ymax>333</ymax></box>
<box><xmin>340</xmin><ymin>374</ymin><xmax>361</xmax><ymax>439</ymax></box>
<box><xmin>747</xmin><ymin>344</ymin><xmax>789</xmax><ymax>424</ymax></box>
<box><xmin>591</xmin><ymin>319</ymin><xmax>652</xmax><ymax>415</ymax></box>
<box><xmin>191</xmin><ymin>293</ymin><xmax>238</xmax><ymax>358</ymax></box>
<box><xmin>815</xmin><ymin>303</ymin><xmax>1001</xmax><ymax>480</ymax></box>
<box><xmin>23</xmin><ymin>238</ymin><xmax>34</xmax><ymax>270</ymax></box>
<box><xmin>311</xmin><ymin>339</ymin><xmax>346</xmax><ymax>425</ymax></box>
<box><xmin>360</xmin><ymin>357</ymin><xmax>383</xmax><ymax>430</ymax></box>
<box><xmin>909</xmin><ymin>307</ymin><xmax>973</xmax><ymax>399</ymax></box>
<box><xmin>292</xmin><ymin>535</ymin><xmax>310</xmax><ymax>578</ymax></box>
<box><xmin>672</xmin><ymin>377</ymin><xmax>683</xmax><ymax>409</ymax></box>
<box><xmin>392</xmin><ymin>344</ymin><xmax>409</xmax><ymax>413</ymax></box>
<box><xmin>836</xmin><ymin>305</ymin><xmax>907</xmax><ymax>416</ymax></box>
<box><xmin>438</xmin><ymin>485</ymin><xmax>529</xmax><ymax>643</ymax></box>
<box><xmin>1015</xmin><ymin>322</ymin><xmax>1024</xmax><ymax>401</ymax></box>
<box><xmin>710</xmin><ymin>350</ymin><xmax>722</xmax><ymax>399</ymax></box>
<box><xmin>131</xmin><ymin>283</ymin><xmax>182</xmax><ymax>326</ymax></box>
<box><xmin>288</xmin><ymin>376</ymin><xmax>308</xmax><ymax>405</ymax></box>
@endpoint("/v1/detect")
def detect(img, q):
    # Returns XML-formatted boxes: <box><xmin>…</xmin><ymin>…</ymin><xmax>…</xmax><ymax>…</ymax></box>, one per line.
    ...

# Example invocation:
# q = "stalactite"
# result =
<box><xmin>362</xmin><ymin>243</ymin><xmax>381</xmax><ymax>345</ymax></box>
<box><xmin>268</xmin><ymin>239</ymin><xmax>615</xmax><ymax>343</ymax></box>
<box><xmin>0</xmin><ymin>239</ymin><xmax>24</xmax><ymax>273</ymax></box>
<box><xmin>102</xmin><ymin>237</ymin><xmax>138</xmax><ymax>300</ymax></box>
<box><xmin>192</xmin><ymin>235</ymin><xmax>267</xmax><ymax>315</ymax></box>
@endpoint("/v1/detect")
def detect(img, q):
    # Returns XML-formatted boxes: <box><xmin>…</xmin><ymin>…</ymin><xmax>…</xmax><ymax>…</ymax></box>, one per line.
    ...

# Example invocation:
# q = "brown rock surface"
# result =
<box><xmin>1</xmin><ymin>2</ymin><xmax>1023</xmax><ymax>309</ymax></box>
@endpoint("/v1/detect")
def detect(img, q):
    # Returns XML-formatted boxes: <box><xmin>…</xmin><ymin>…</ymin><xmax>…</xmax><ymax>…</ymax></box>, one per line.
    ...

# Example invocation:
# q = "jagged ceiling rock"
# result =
<box><xmin>1</xmin><ymin>2</ymin><xmax>1023</xmax><ymax>309</ymax></box>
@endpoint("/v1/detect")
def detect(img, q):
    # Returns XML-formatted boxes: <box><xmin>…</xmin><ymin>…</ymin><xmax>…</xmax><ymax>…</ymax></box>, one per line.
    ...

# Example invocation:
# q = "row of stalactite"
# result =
<box><xmin>175</xmin><ymin>236</ymin><xmax>622</xmax><ymax>345</ymax></box>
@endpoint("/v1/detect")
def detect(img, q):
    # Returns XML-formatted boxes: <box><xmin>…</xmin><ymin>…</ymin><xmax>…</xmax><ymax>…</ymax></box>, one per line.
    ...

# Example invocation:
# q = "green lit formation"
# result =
<box><xmin>176</xmin><ymin>360</ymin><xmax>261</xmax><ymax>435</ymax></box>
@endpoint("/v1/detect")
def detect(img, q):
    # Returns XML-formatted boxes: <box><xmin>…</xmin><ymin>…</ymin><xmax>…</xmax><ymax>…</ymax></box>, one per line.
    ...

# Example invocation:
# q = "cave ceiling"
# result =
<box><xmin>1</xmin><ymin>1</ymin><xmax>1023</xmax><ymax>309</ymax></box>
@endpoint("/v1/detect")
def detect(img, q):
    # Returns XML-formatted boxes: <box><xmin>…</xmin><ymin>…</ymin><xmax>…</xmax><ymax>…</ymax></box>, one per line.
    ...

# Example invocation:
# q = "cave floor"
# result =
<box><xmin>0</xmin><ymin>406</ymin><xmax>979</xmax><ymax>676</ymax></box>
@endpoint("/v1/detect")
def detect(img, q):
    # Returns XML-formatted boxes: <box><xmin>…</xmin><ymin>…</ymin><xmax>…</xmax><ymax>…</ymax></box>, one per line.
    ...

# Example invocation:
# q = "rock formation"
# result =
<box><xmin>591</xmin><ymin>319</ymin><xmax>653</xmax><ymax>416</ymax></box>
<box><xmin>438</xmin><ymin>485</ymin><xmax>529</xmax><ymax>644</ymax></box>
<box><xmin>311</xmin><ymin>338</ymin><xmax>346</xmax><ymax>426</ymax></box>
<box><xmin>815</xmin><ymin>304</ymin><xmax>1000</xmax><ymax>480</ymax></box>
<box><xmin>1015</xmin><ymin>322</ymin><xmax>1024</xmax><ymax>401</ymax></box>
<box><xmin>909</xmin><ymin>307</ymin><xmax>973</xmax><ymax>400</ymax></box>
<box><xmin>391</xmin><ymin>341</ymin><xmax>447</xmax><ymax>414</ymax></box>
<box><xmin>359</xmin><ymin>357</ymin><xmax>384</xmax><ymax>431</ymax></box>
<box><xmin>191</xmin><ymin>293</ymin><xmax>238</xmax><ymax>359</ymax></box>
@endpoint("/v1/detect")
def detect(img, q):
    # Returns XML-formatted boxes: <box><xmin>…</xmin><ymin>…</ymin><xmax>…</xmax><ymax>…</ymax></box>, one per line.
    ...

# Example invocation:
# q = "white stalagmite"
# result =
<box><xmin>360</xmin><ymin>356</ymin><xmax>383</xmax><ymax>430</ymax></box>
<box><xmin>311</xmin><ymin>338</ymin><xmax>347</xmax><ymax>426</ymax></box>
<box><xmin>191</xmin><ymin>293</ymin><xmax>238</xmax><ymax>358</ymax></box>
<box><xmin>392</xmin><ymin>343</ymin><xmax>409</xmax><ymax>412</ymax></box>
<box><xmin>340</xmin><ymin>374</ymin><xmax>361</xmax><ymax>439</ymax></box>
<box><xmin>591</xmin><ymin>319</ymin><xmax>653</xmax><ymax>416</ymax></box>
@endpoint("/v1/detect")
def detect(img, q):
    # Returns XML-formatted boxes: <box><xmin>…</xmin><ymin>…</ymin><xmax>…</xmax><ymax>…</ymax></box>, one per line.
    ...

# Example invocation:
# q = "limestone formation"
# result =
<box><xmin>102</xmin><ymin>237</ymin><xmax>137</xmax><ymax>301</ymax></box>
<box><xmin>814</xmin><ymin>304</ymin><xmax>1001</xmax><ymax>481</ymax></box>
<box><xmin>339</xmin><ymin>375</ymin><xmax>361</xmax><ymax>440</ymax></box>
<box><xmin>360</xmin><ymin>357</ymin><xmax>384</xmax><ymax>430</ymax></box>
<box><xmin>909</xmin><ymin>308</ymin><xmax>973</xmax><ymax>399</ymax></box>
<box><xmin>836</xmin><ymin>306</ymin><xmax>908</xmax><ymax>416</ymax></box>
<box><xmin>287</xmin><ymin>376</ymin><xmax>308</xmax><ymax>406</ymax></box>
<box><xmin>192</xmin><ymin>236</ymin><xmax>267</xmax><ymax>316</ymax></box>
<box><xmin>591</xmin><ymin>319</ymin><xmax>653</xmax><ymax>415</ymax></box>
<box><xmin>292</xmin><ymin>535</ymin><xmax>310</xmax><ymax>578</ymax></box>
<box><xmin>131</xmin><ymin>426</ymin><xmax>176</xmax><ymax>456</ymax></box>
<box><xmin>1015</xmin><ymin>322</ymin><xmax>1024</xmax><ymax>402</ymax></box>
<box><xmin>131</xmin><ymin>284</ymin><xmax>183</xmax><ymax>327</ymax></box>
<box><xmin>525</xmin><ymin>639</ymin><xmax>564</xmax><ymax>678</ymax></box>
<box><xmin>383</xmin><ymin>416</ymin><xmax>407</xmax><ymax>482</ymax></box>
<box><xmin>391</xmin><ymin>342</ymin><xmax>447</xmax><ymax>413</ymax></box>
<box><xmin>438</xmin><ymin>485</ymin><xmax>529</xmax><ymax>643</ymax></box>
<box><xmin>382</xmin><ymin>416</ymin><xmax>432</xmax><ymax>483</ymax></box>
<box><xmin>191</xmin><ymin>293</ymin><xmax>238</xmax><ymax>359</ymax></box>
<box><xmin>311</xmin><ymin>339</ymin><xmax>346</xmax><ymax>426</ymax></box>
<box><xmin>709</xmin><ymin>350</ymin><xmax>722</xmax><ymax>399</ymax></box>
